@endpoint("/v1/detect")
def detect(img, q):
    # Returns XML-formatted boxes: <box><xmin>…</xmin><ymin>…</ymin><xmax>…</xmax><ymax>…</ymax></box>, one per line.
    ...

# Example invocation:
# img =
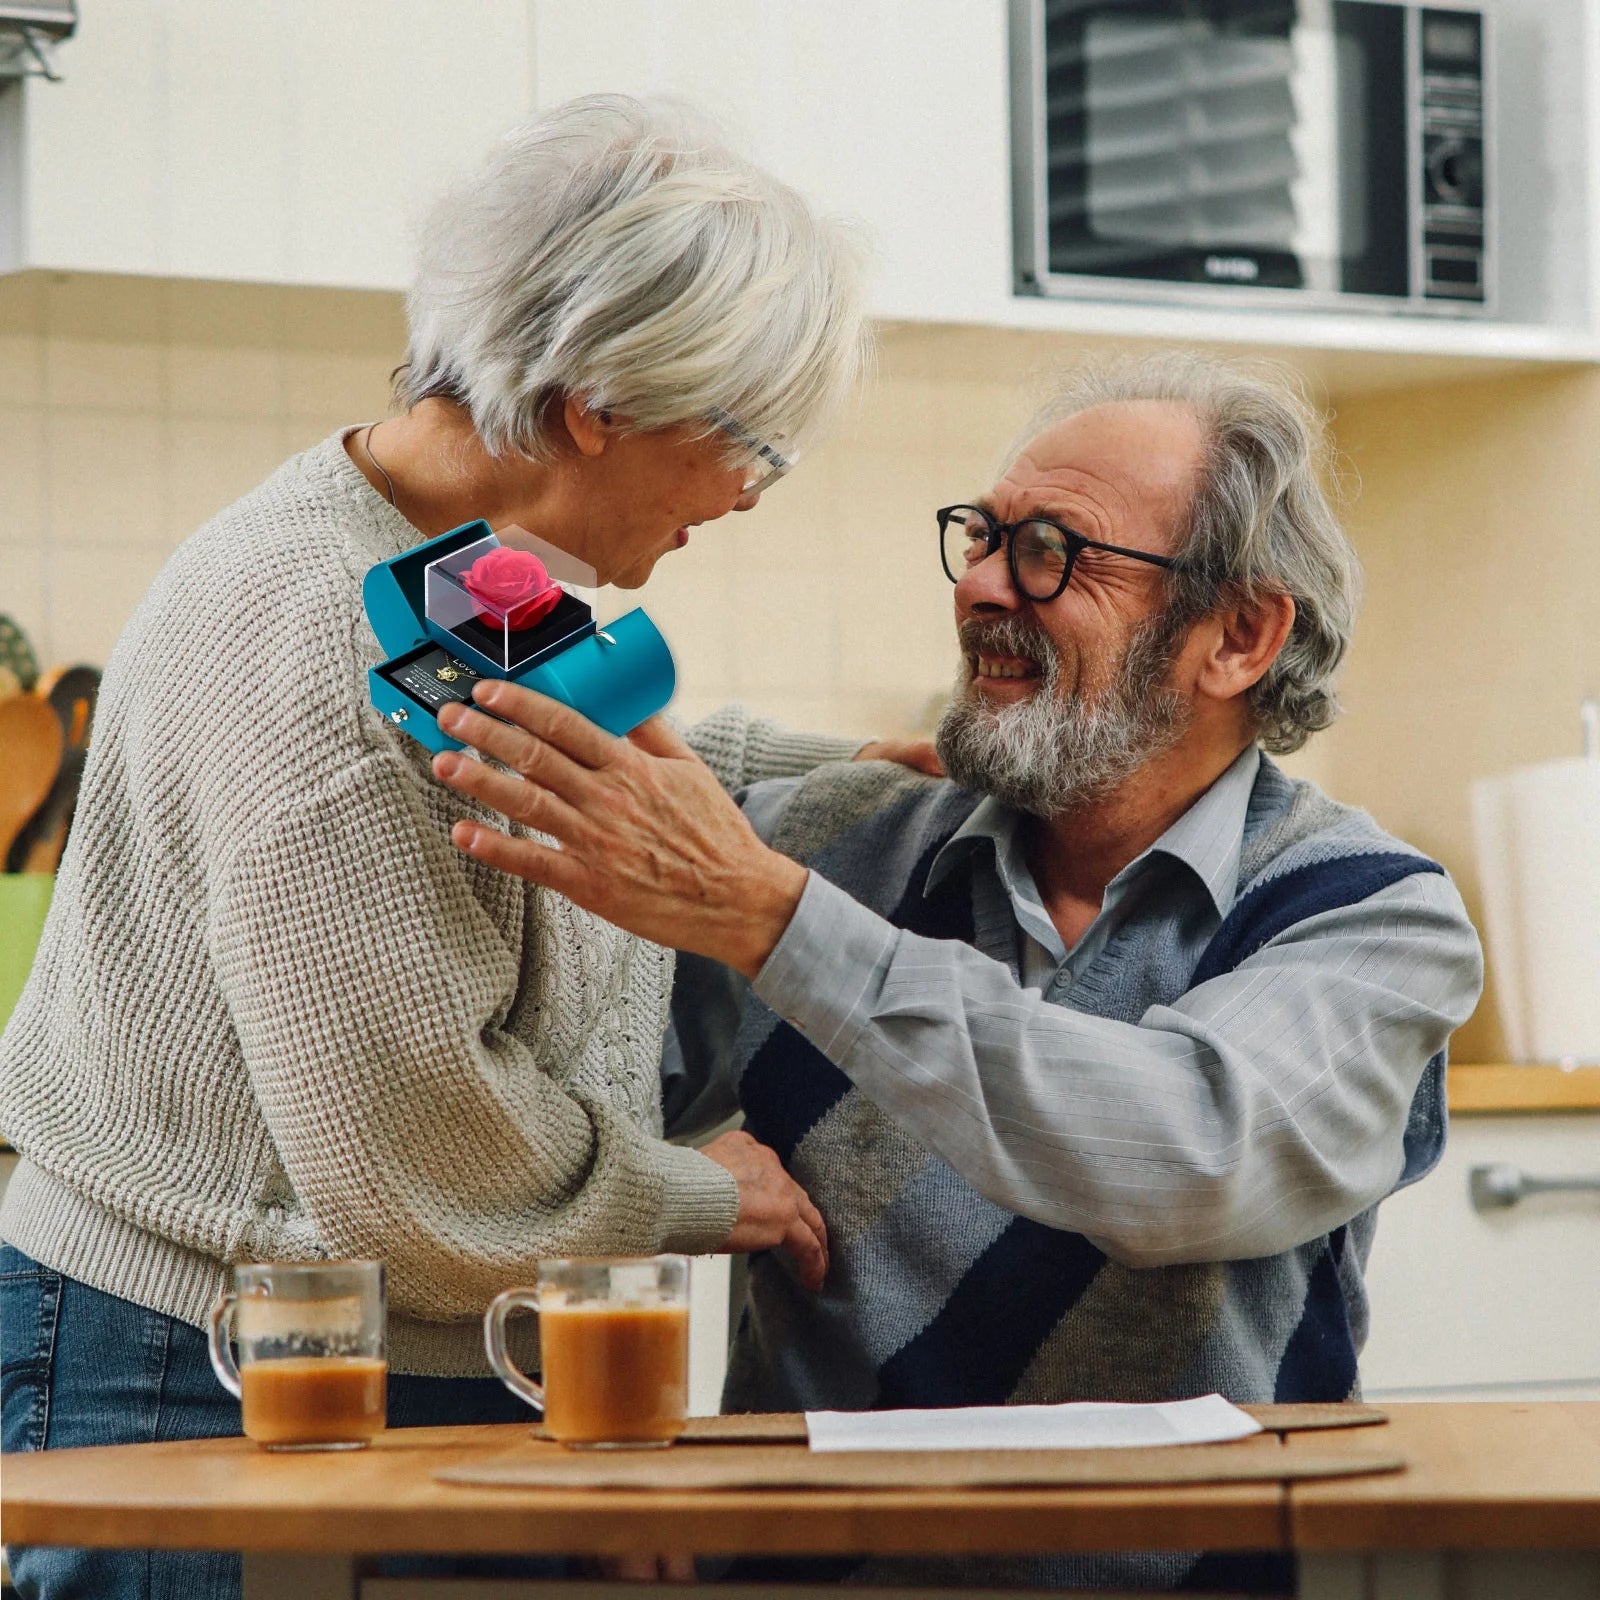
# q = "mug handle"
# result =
<box><xmin>484</xmin><ymin>1288</ymin><xmax>545</xmax><ymax>1415</ymax></box>
<box><xmin>208</xmin><ymin>1292</ymin><xmax>242</xmax><ymax>1399</ymax></box>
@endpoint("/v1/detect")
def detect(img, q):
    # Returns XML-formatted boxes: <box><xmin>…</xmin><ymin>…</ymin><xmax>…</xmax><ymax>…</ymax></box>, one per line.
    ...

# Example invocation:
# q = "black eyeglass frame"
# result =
<box><xmin>936</xmin><ymin>503</ymin><xmax>1180</xmax><ymax>603</ymax></box>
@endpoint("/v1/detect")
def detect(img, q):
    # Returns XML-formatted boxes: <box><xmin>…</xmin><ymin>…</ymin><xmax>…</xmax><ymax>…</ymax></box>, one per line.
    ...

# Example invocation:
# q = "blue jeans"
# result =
<box><xmin>0</xmin><ymin>1244</ymin><xmax>557</xmax><ymax>1600</ymax></box>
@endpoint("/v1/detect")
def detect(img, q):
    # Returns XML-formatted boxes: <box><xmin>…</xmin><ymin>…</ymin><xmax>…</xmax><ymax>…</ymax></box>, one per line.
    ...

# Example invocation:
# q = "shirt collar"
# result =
<box><xmin>1135</xmin><ymin>742</ymin><xmax>1259</xmax><ymax>917</ymax></box>
<box><xmin>926</xmin><ymin>794</ymin><xmax>1017</xmax><ymax>898</ymax></box>
<box><xmin>925</xmin><ymin>744</ymin><xmax>1260</xmax><ymax>921</ymax></box>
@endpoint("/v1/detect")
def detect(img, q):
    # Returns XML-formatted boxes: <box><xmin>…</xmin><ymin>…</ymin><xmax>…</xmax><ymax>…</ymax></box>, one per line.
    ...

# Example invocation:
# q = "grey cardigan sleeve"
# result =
<box><xmin>210</xmin><ymin>750</ymin><xmax>739</xmax><ymax>1319</ymax></box>
<box><xmin>682</xmin><ymin>703</ymin><xmax>866</xmax><ymax>792</ymax></box>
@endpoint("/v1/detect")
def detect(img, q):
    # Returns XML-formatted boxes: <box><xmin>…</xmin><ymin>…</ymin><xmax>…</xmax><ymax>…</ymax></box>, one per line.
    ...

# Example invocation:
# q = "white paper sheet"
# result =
<box><xmin>805</xmin><ymin>1394</ymin><xmax>1262</xmax><ymax>1453</ymax></box>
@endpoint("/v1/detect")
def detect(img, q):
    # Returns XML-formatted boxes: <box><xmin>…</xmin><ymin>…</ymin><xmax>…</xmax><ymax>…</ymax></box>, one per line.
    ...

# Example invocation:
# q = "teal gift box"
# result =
<box><xmin>363</xmin><ymin>521</ymin><xmax>676</xmax><ymax>754</ymax></box>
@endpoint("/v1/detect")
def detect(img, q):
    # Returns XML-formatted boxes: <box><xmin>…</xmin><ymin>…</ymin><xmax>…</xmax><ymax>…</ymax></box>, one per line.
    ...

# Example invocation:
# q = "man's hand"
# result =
<box><xmin>432</xmin><ymin>684</ymin><xmax>808</xmax><ymax>979</ymax></box>
<box><xmin>854</xmin><ymin>736</ymin><xmax>944</xmax><ymax>776</ymax></box>
<box><xmin>699</xmin><ymin>1129</ymin><xmax>828</xmax><ymax>1292</ymax></box>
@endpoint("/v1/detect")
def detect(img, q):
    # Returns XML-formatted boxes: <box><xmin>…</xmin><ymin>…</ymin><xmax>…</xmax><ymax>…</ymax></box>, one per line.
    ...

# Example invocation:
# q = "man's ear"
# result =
<box><xmin>1194</xmin><ymin>592</ymin><xmax>1296</xmax><ymax>704</ymax></box>
<box><xmin>563</xmin><ymin>396</ymin><xmax>614</xmax><ymax>460</ymax></box>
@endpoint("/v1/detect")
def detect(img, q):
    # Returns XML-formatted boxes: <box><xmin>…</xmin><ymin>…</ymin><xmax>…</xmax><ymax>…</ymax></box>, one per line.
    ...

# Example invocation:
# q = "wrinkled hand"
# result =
<box><xmin>432</xmin><ymin>684</ymin><xmax>808</xmax><ymax>979</ymax></box>
<box><xmin>700</xmin><ymin>1129</ymin><xmax>829</xmax><ymax>1292</ymax></box>
<box><xmin>854</xmin><ymin>736</ymin><xmax>944</xmax><ymax>776</ymax></box>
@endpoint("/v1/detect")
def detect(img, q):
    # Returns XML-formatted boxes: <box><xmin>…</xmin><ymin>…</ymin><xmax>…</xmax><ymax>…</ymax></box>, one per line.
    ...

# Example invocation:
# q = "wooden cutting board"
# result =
<box><xmin>7</xmin><ymin>665</ymin><xmax>99</xmax><ymax>872</ymax></box>
<box><xmin>439</xmin><ymin>1436</ymin><xmax>1404</xmax><ymax>1493</ymax></box>
<box><xmin>0</xmin><ymin>694</ymin><xmax>62</xmax><ymax>868</ymax></box>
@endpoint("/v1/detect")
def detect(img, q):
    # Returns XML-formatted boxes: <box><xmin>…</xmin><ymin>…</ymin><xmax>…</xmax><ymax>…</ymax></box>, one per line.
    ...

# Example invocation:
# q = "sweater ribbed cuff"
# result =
<box><xmin>0</xmin><ymin>1159</ymin><xmax>229</xmax><ymax>1330</ymax></box>
<box><xmin>652</xmin><ymin>1141</ymin><xmax>740</xmax><ymax>1255</ymax></box>
<box><xmin>746</xmin><ymin>727</ymin><xmax>869</xmax><ymax>781</ymax></box>
<box><xmin>0</xmin><ymin>1160</ymin><xmax>543</xmax><ymax>1379</ymax></box>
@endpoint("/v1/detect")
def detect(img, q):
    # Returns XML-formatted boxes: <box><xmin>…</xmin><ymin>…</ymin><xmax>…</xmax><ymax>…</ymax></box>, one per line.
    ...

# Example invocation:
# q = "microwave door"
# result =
<box><xmin>1038</xmin><ymin>0</ymin><xmax>1412</xmax><ymax>303</ymax></box>
<box><xmin>1289</xmin><ymin>0</ymin><xmax>1341</xmax><ymax>294</ymax></box>
<box><xmin>1066</xmin><ymin>3</ymin><xmax>1308</xmax><ymax>289</ymax></box>
<box><xmin>1328</xmin><ymin>0</ymin><xmax>1409</xmax><ymax>297</ymax></box>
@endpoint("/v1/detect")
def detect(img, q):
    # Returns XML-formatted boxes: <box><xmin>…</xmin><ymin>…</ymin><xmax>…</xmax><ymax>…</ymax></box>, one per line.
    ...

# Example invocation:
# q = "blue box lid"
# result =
<box><xmin>361</xmin><ymin>519</ymin><xmax>495</xmax><ymax>658</ymax></box>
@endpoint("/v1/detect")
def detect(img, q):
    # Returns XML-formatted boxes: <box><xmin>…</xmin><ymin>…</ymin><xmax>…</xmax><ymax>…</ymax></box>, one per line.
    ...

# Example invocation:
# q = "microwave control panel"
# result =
<box><xmin>1417</xmin><ymin>8</ymin><xmax>1487</xmax><ymax>303</ymax></box>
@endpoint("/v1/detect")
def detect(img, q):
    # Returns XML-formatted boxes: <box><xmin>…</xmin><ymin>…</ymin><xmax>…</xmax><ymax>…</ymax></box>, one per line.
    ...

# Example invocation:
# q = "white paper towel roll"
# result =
<box><xmin>1471</xmin><ymin>757</ymin><xmax>1600</xmax><ymax>1063</ymax></box>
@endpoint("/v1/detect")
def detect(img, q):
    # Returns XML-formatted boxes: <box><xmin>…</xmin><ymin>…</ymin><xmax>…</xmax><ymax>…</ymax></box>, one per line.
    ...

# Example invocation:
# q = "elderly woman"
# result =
<box><xmin>0</xmin><ymin>95</ymin><xmax>872</xmax><ymax>1599</ymax></box>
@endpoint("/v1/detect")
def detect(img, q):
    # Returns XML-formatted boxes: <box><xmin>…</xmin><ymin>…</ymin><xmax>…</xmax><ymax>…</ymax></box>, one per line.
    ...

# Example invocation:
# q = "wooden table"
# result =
<box><xmin>5</xmin><ymin>1403</ymin><xmax>1600</xmax><ymax>1598</ymax></box>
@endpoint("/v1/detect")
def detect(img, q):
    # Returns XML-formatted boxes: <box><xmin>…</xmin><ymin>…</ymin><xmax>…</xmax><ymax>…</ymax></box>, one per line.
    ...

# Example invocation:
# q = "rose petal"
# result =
<box><xmin>463</xmin><ymin>548</ymin><xmax>560</xmax><ymax>630</ymax></box>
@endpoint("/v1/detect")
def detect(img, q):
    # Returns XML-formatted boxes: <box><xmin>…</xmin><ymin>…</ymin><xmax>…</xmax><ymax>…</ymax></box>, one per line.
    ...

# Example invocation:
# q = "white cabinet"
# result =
<box><xmin>6</xmin><ymin>0</ymin><xmax>1596</xmax><ymax>369</ymax></box>
<box><xmin>530</xmin><ymin>0</ymin><xmax>1600</xmax><ymax>370</ymax></box>
<box><xmin>1361</xmin><ymin>1114</ymin><xmax>1600</xmax><ymax>1400</ymax></box>
<box><xmin>530</xmin><ymin>0</ymin><xmax>1009</xmax><ymax>329</ymax></box>
<box><xmin>1</xmin><ymin>0</ymin><xmax>535</xmax><ymax>289</ymax></box>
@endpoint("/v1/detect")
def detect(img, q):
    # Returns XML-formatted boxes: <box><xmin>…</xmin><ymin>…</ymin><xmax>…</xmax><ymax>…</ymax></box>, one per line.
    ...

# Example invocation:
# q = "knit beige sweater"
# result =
<box><xmin>0</xmin><ymin>432</ymin><xmax>856</xmax><ymax>1375</ymax></box>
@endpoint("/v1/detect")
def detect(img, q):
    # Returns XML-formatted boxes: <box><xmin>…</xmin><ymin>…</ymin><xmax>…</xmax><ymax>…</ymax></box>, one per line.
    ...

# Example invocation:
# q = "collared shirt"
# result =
<box><xmin>671</xmin><ymin>748</ymin><xmax>1483</xmax><ymax>1265</ymax></box>
<box><xmin>924</xmin><ymin>745</ymin><xmax>1260</xmax><ymax>993</ymax></box>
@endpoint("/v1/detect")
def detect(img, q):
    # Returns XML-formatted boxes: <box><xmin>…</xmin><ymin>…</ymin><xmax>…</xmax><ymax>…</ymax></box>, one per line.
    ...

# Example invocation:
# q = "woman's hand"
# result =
<box><xmin>854</xmin><ymin>736</ymin><xmax>944</xmax><ymax>776</ymax></box>
<box><xmin>699</xmin><ymin>1129</ymin><xmax>828</xmax><ymax>1292</ymax></box>
<box><xmin>433</xmin><ymin>684</ymin><xmax>808</xmax><ymax>979</ymax></box>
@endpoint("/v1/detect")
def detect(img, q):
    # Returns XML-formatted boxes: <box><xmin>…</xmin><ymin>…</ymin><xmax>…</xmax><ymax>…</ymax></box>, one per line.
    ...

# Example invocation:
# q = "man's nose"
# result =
<box><xmin>954</xmin><ymin>544</ymin><xmax>1021</xmax><ymax>615</ymax></box>
<box><xmin>731</xmin><ymin>486</ymin><xmax>760</xmax><ymax>513</ymax></box>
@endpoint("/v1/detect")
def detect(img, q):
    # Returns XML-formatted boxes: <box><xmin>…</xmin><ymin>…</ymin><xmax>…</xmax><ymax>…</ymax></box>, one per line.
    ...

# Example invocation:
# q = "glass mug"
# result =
<box><xmin>208</xmin><ymin>1260</ymin><xmax>387</xmax><ymax>1451</ymax></box>
<box><xmin>485</xmin><ymin>1255</ymin><xmax>690</xmax><ymax>1449</ymax></box>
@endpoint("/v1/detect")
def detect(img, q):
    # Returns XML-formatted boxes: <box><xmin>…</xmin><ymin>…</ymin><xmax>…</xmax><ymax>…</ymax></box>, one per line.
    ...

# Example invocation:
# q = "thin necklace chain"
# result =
<box><xmin>362</xmin><ymin>423</ymin><xmax>400</xmax><ymax>512</ymax></box>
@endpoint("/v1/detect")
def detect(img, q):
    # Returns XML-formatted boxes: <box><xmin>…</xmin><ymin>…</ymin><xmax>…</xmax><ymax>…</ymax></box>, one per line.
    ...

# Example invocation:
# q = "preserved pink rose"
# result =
<box><xmin>462</xmin><ymin>547</ymin><xmax>562</xmax><ymax>631</ymax></box>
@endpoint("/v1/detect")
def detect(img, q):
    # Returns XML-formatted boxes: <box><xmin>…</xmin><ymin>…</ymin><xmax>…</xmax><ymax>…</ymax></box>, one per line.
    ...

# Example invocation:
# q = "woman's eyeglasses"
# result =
<box><xmin>709</xmin><ymin>408</ymin><xmax>795</xmax><ymax>498</ymax></box>
<box><xmin>937</xmin><ymin>504</ymin><xmax>1179</xmax><ymax>603</ymax></box>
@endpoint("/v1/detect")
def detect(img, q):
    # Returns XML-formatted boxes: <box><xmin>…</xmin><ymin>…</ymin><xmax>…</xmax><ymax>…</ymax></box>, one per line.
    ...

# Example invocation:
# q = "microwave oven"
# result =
<box><xmin>1009</xmin><ymin>0</ymin><xmax>1490</xmax><ymax>314</ymax></box>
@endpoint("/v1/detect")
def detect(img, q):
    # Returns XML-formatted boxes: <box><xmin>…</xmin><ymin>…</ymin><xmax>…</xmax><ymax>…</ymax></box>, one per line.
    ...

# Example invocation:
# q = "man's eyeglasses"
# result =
<box><xmin>709</xmin><ymin>407</ymin><xmax>796</xmax><ymax>498</ymax></box>
<box><xmin>937</xmin><ymin>504</ymin><xmax>1179</xmax><ymax>603</ymax></box>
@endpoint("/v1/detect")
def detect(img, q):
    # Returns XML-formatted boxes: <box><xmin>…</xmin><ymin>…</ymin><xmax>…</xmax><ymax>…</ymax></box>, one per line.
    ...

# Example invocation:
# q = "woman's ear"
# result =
<box><xmin>1195</xmin><ymin>592</ymin><xmax>1297</xmax><ymax>704</ymax></box>
<box><xmin>563</xmin><ymin>396</ymin><xmax>613</xmax><ymax>459</ymax></box>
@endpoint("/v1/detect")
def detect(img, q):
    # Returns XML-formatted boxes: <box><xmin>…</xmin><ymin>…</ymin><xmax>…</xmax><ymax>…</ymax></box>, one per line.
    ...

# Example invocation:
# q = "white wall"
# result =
<box><xmin>1</xmin><ymin>273</ymin><xmax>405</xmax><ymax>666</ymax></box>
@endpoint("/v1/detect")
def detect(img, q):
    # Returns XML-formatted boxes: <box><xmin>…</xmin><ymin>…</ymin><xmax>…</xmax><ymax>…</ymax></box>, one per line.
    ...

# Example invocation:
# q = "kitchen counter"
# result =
<box><xmin>1447</xmin><ymin>1063</ymin><xmax>1600</xmax><ymax>1113</ymax></box>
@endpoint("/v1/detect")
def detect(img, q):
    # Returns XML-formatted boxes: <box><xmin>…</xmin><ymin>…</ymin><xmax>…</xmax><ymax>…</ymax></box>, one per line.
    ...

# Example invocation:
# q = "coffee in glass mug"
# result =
<box><xmin>209</xmin><ymin>1261</ymin><xmax>387</xmax><ymax>1450</ymax></box>
<box><xmin>485</xmin><ymin>1255</ymin><xmax>689</xmax><ymax>1448</ymax></box>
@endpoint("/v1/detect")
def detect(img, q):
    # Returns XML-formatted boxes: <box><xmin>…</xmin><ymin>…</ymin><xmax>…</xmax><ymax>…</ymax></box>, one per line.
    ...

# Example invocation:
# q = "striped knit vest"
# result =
<box><xmin>723</xmin><ymin>761</ymin><xmax>1447</xmax><ymax>1421</ymax></box>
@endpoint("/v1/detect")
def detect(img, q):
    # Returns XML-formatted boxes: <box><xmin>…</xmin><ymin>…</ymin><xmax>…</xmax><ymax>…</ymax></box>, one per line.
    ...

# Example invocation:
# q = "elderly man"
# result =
<box><xmin>431</xmin><ymin>354</ymin><xmax>1482</xmax><ymax>1588</ymax></box>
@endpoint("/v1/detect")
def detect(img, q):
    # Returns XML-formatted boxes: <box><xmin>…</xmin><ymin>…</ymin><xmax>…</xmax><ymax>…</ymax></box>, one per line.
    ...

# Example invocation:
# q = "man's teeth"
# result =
<box><xmin>976</xmin><ymin>658</ymin><xmax>1037</xmax><ymax>679</ymax></box>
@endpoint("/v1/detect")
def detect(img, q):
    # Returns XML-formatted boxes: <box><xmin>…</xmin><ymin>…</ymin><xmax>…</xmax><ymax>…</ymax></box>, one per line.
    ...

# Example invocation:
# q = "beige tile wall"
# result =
<box><xmin>8</xmin><ymin>273</ymin><xmax>1600</xmax><ymax>1062</ymax></box>
<box><xmin>36</xmin><ymin>269</ymin><xmax>1581</xmax><ymax>1059</ymax></box>
<box><xmin>0</xmin><ymin>273</ymin><xmax>1092</xmax><ymax>743</ymax></box>
<box><xmin>0</xmin><ymin>271</ymin><xmax>407</xmax><ymax>667</ymax></box>
<box><xmin>1319</xmin><ymin>366</ymin><xmax>1600</xmax><ymax>1063</ymax></box>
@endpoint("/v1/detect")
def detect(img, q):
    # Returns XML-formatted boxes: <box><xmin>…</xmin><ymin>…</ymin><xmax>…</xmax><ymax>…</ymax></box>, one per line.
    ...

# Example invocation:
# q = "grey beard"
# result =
<box><xmin>934</xmin><ymin>613</ymin><xmax>1192</xmax><ymax>819</ymax></box>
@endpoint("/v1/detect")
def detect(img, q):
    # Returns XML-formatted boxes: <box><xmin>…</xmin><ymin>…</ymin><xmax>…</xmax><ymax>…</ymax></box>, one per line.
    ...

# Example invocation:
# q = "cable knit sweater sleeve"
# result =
<box><xmin>682</xmin><ymin>703</ymin><xmax>865</xmax><ymax>790</ymax></box>
<box><xmin>209</xmin><ymin>746</ymin><xmax>737</xmax><ymax>1320</ymax></box>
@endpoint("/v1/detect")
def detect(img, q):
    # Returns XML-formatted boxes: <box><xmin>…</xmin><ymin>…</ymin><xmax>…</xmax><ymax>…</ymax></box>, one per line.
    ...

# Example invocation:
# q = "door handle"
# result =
<box><xmin>1469</xmin><ymin>1162</ymin><xmax>1600</xmax><ymax>1211</ymax></box>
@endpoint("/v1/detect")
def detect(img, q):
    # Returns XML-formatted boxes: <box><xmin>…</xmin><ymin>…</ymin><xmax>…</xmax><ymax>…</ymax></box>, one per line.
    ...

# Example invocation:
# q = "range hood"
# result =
<box><xmin>0</xmin><ymin>2</ymin><xmax>76</xmax><ymax>82</ymax></box>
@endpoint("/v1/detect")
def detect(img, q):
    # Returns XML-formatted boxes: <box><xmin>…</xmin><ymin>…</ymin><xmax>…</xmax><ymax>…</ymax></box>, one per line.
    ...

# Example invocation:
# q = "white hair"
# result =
<box><xmin>1008</xmin><ymin>353</ymin><xmax>1361</xmax><ymax>754</ymax></box>
<box><xmin>399</xmin><ymin>94</ymin><xmax>869</xmax><ymax>462</ymax></box>
<box><xmin>936</xmin><ymin>613</ymin><xmax>1191</xmax><ymax>818</ymax></box>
